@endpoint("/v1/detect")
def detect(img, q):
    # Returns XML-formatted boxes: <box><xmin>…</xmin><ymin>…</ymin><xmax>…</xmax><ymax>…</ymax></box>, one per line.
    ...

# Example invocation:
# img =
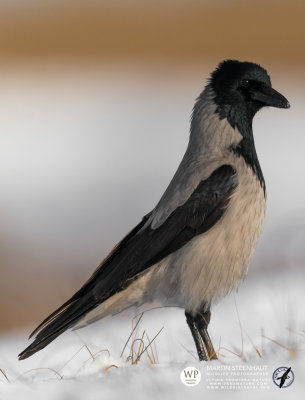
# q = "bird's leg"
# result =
<box><xmin>194</xmin><ymin>308</ymin><xmax>218</xmax><ymax>360</ymax></box>
<box><xmin>185</xmin><ymin>310</ymin><xmax>208</xmax><ymax>361</ymax></box>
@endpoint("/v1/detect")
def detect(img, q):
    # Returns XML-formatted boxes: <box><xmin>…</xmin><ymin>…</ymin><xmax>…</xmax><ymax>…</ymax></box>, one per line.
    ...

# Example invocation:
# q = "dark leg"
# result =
<box><xmin>185</xmin><ymin>311</ymin><xmax>207</xmax><ymax>361</ymax></box>
<box><xmin>194</xmin><ymin>309</ymin><xmax>218</xmax><ymax>360</ymax></box>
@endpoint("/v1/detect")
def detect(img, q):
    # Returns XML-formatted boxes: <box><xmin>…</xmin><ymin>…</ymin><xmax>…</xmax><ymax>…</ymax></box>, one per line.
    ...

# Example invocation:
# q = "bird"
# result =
<box><xmin>18</xmin><ymin>60</ymin><xmax>290</xmax><ymax>362</ymax></box>
<box><xmin>276</xmin><ymin>367</ymin><xmax>291</xmax><ymax>388</ymax></box>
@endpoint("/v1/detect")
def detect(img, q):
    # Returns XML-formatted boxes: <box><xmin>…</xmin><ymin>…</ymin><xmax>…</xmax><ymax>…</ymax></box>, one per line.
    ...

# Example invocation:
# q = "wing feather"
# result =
<box><xmin>18</xmin><ymin>164</ymin><xmax>237</xmax><ymax>360</ymax></box>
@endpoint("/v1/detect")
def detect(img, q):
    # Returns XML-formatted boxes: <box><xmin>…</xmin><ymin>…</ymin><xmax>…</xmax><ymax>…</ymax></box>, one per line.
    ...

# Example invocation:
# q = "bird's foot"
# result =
<box><xmin>185</xmin><ymin>310</ymin><xmax>217</xmax><ymax>361</ymax></box>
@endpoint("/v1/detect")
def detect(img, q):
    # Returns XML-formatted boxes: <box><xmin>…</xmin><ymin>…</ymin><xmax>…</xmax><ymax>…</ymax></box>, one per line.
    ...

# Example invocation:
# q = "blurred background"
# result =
<box><xmin>0</xmin><ymin>0</ymin><xmax>304</xmax><ymax>334</ymax></box>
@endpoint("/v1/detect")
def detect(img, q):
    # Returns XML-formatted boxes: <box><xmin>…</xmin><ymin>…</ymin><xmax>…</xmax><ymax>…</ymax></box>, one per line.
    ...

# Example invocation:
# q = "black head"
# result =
<box><xmin>210</xmin><ymin>60</ymin><xmax>290</xmax><ymax>127</ymax></box>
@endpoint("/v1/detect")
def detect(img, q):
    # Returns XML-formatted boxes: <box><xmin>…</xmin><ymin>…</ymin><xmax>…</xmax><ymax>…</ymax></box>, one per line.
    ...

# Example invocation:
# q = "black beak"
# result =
<box><xmin>250</xmin><ymin>83</ymin><xmax>290</xmax><ymax>109</ymax></box>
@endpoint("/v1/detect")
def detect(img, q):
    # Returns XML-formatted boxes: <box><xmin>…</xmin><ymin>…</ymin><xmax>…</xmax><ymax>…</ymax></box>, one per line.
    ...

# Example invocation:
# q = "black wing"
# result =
<box><xmin>18</xmin><ymin>164</ymin><xmax>237</xmax><ymax>359</ymax></box>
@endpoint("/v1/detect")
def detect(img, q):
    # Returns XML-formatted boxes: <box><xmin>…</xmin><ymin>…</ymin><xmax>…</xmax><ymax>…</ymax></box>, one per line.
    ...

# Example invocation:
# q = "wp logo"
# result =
<box><xmin>180</xmin><ymin>367</ymin><xmax>201</xmax><ymax>386</ymax></box>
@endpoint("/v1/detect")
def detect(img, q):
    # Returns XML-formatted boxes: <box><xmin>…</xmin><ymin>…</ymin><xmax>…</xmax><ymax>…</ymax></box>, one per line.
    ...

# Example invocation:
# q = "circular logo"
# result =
<box><xmin>180</xmin><ymin>366</ymin><xmax>201</xmax><ymax>386</ymax></box>
<box><xmin>272</xmin><ymin>366</ymin><xmax>294</xmax><ymax>388</ymax></box>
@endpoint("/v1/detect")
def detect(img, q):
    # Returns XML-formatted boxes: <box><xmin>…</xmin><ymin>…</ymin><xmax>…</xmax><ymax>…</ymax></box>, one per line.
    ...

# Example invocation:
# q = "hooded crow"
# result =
<box><xmin>18</xmin><ymin>60</ymin><xmax>290</xmax><ymax>361</ymax></box>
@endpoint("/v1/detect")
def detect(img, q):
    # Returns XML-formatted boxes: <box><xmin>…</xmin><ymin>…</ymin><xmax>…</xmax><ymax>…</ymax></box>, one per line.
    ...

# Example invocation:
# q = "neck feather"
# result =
<box><xmin>191</xmin><ymin>85</ymin><xmax>266</xmax><ymax>195</ymax></box>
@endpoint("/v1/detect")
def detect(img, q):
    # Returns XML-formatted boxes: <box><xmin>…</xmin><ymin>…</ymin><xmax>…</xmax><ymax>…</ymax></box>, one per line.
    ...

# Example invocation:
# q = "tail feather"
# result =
<box><xmin>18</xmin><ymin>297</ymin><xmax>97</xmax><ymax>360</ymax></box>
<box><xmin>28</xmin><ymin>301</ymin><xmax>74</xmax><ymax>339</ymax></box>
<box><xmin>18</xmin><ymin>326</ymin><xmax>70</xmax><ymax>360</ymax></box>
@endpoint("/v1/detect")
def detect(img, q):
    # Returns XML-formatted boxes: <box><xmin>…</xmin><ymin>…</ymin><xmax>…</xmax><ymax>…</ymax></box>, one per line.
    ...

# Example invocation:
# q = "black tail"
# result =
<box><xmin>18</xmin><ymin>213</ymin><xmax>152</xmax><ymax>360</ymax></box>
<box><xmin>18</xmin><ymin>296</ymin><xmax>97</xmax><ymax>360</ymax></box>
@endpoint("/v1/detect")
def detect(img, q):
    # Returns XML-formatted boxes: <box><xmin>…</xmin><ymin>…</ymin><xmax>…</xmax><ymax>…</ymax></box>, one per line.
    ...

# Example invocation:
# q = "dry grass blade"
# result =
<box><xmin>132</xmin><ymin>305</ymin><xmax>183</xmax><ymax>321</ymax></box>
<box><xmin>146</xmin><ymin>333</ymin><xmax>156</xmax><ymax>364</ymax></box>
<box><xmin>154</xmin><ymin>339</ymin><xmax>159</xmax><ymax>364</ymax></box>
<box><xmin>243</xmin><ymin>328</ymin><xmax>261</xmax><ymax>358</ymax></box>
<box><xmin>131</xmin><ymin>338</ymin><xmax>143</xmax><ymax>364</ymax></box>
<box><xmin>234</xmin><ymin>321</ymin><xmax>262</xmax><ymax>358</ymax></box>
<box><xmin>120</xmin><ymin>312</ymin><xmax>144</xmax><ymax>358</ymax></box>
<box><xmin>120</xmin><ymin>337</ymin><xmax>139</xmax><ymax>363</ymax></box>
<box><xmin>88</xmin><ymin>348</ymin><xmax>110</xmax><ymax>361</ymax></box>
<box><xmin>105</xmin><ymin>364</ymin><xmax>118</xmax><ymax>372</ymax></box>
<box><xmin>207</xmin><ymin>349</ymin><xmax>219</xmax><ymax>361</ymax></box>
<box><xmin>145</xmin><ymin>348</ymin><xmax>155</xmax><ymax>365</ymax></box>
<box><xmin>135</xmin><ymin>330</ymin><xmax>146</xmax><ymax>364</ymax></box>
<box><xmin>83</xmin><ymin>348</ymin><xmax>111</xmax><ymax>364</ymax></box>
<box><xmin>261</xmin><ymin>327</ymin><xmax>265</xmax><ymax>357</ymax></box>
<box><xmin>85</xmin><ymin>344</ymin><xmax>94</xmax><ymax>360</ymax></box>
<box><xmin>286</xmin><ymin>327</ymin><xmax>305</xmax><ymax>339</ymax></box>
<box><xmin>234</xmin><ymin>293</ymin><xmax>244</xmax><ymax>359</ymax></box>
<box><xmin>262</xmin><ymin>334</ymin><xmax>296</xmax><ymax>357</ymax></box>
<box><xmin>217</xmin><ymin>336</ymin><xmax>223</xmax><ymax>359</ymax></box>
<box><xmin>0</xmin><ymin>368</ymin><xmax>10</xmax><ymax>383</ymax></box>
<box><xmin>137</xmin><ymin>327</ymin><xmax>164</xmax><ymax>362</ymax></box>
<box><xmin>15</xmin><ymin>367</ymin><xmax>63</xmax><ymax>382</ymax></box>
<box><xmin>56</xmin><ymin>345</ymin><xmax>88</xmax><ymax>374</ymax></box>
<box><xmin>131</xmin><ymin>318</ymin><xmax>134</xmax><ymax>364</ymax></box>
<box><xmin>219</xmin><ymin>346</ymin><xmax>244</xmax><ymax>359</ymax></box>
<box><xmin>179</xmin><ymin>342</ymin><xmax>198</xmax><ymax>361</ymax></box>
<box><xmin>262</xmin><ymin>335</ymin><xmax>291</xmax><ymax>350</ymax></box>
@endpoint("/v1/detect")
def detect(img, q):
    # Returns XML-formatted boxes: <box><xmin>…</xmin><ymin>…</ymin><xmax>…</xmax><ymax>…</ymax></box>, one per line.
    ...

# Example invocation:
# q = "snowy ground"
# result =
<box><xmin>0</xmin><ymin>266</ymin><xmax>304</xmax><ymax>400</ymax></box>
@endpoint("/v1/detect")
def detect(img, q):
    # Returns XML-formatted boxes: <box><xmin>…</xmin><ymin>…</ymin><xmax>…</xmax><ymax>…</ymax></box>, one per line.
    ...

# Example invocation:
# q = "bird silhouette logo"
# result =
<box><xmin>273</xmin><ymin>367</ymin><xmax>294</xmax><ymax>388</ymax></box>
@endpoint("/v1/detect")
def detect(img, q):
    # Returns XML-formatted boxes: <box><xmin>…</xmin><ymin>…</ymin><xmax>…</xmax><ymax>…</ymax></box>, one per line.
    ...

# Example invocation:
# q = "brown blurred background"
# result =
<box><xmin>0</xmin><ymin>0</ymin><xmax>304</xmax><ymax>333</ymax></box>
<box><xmin>0</xmin><ymin>0</ymin><xmax>305</xmax><ymax>68</ymax></box>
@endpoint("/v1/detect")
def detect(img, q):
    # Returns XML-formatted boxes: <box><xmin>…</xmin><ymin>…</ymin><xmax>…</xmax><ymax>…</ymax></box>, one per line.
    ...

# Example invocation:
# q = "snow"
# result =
<box><xmin>1</xmin><ymin>266</ymin><xmax>304</xmax><ymax>399</ymax></box>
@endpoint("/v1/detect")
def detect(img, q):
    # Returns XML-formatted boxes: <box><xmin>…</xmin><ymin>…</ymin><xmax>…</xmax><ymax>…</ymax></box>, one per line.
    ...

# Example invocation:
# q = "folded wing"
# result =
<box><xmin>18</xmin><ymin>164</ymin><xmax>237</xmax><ymax>360</ymax></box>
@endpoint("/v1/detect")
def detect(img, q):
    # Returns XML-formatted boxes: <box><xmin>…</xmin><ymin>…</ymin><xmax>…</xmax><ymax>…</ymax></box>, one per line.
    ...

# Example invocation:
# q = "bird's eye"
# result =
<box><xmin>240</xmin><ymin>79</ymin><xmax>250</xmax><ymax>87</ymax></box>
